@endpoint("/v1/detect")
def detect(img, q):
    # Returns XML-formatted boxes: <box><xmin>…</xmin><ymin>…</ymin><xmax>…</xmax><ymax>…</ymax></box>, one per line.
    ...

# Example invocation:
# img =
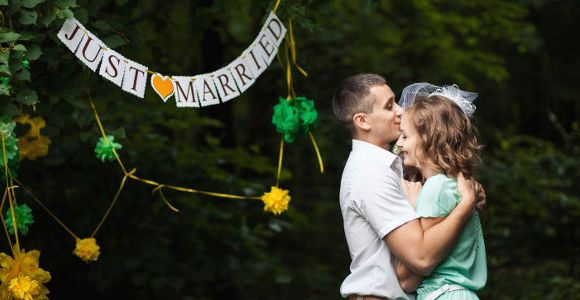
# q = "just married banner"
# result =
<box><xmin>57</xmin><ymin>12</ymin><xmax>286</xmax><ymax>107</ymax></box>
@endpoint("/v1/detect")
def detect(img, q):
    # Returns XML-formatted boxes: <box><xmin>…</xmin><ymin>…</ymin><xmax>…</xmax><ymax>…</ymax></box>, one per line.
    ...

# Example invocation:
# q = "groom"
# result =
<box><xmin>333</xmin><ymin>74</ymin><xmax>480</xmax><ymax>300</ymax></box>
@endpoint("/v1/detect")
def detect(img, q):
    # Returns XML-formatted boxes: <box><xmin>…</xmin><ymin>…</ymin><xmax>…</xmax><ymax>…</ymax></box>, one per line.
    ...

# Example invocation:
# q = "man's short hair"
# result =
<box><xmin>332</xmin><ymin>73</ymin><xmax>386</xmax><ymax>132</ymax></box>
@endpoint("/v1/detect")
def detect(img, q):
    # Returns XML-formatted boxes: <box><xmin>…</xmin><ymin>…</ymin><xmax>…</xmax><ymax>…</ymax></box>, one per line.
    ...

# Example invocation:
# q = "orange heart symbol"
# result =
<box><xmin>150</xmin><ymin>73</ymin><xmax>175</xmax><ymax>102</ymax></box>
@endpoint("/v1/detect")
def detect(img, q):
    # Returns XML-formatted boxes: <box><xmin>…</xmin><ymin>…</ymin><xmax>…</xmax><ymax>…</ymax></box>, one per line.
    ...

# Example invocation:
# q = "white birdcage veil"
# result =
<box><xmin>398</xmin><ymin>82</ymin><xmax>478</xmax><ymax>117</ymax></box>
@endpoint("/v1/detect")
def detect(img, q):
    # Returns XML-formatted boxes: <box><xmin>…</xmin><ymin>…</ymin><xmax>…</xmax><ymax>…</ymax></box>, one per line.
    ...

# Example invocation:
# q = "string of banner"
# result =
<box><xmin>0</xmin><ymin>4</ymin><xmax>323</xmax><ymax>293</ymax></box>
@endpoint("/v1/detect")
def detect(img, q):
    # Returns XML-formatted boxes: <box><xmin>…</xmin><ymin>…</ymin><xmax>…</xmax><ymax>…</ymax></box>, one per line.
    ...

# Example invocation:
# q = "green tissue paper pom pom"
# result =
<box><xmin>294</xmin><ymin>96</ymin><xmax>318</xmax><ymax>131</ymax></box>
<box><xmin>21</xmin><ymin>58</ymin><xmax>30</xmax><ymax>70</ymax></box>
<box><xmin>272</xmin><ymin>98</ymin><xmax>301</xmax><ymax>143</ymax></box>
<box><xmin>5</xmin><ymin>204</ymin><xmax>34</xmax><ymax>236</ymax></box>
<box><xmin>271</xmin><ymin>96</ymin><xmax>319</xmax><ymax>143</ymax></box>
<box><xmin>95</xmin><ymin>135</ymin><xmax>122</xmax><ymax>162</ymax></box>
<box><xmin>0</xmin><ymin>122</ymin><xmax>19</xmax><ymax>182</ymax></box>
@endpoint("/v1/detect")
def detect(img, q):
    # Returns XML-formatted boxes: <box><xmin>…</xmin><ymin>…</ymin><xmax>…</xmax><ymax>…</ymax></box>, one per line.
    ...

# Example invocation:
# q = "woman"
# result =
<box><xmin>394</xmin><ymin>83</ymin><xmax>487</xmax><ymax>300</ymax></box>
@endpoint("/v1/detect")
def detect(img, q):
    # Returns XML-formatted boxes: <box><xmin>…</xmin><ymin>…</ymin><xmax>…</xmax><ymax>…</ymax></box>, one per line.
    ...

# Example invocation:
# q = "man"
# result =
<box><xmin>332</xmin><ymin>74</ymin><xmax>480</xmax><ymax>300</ymax></box>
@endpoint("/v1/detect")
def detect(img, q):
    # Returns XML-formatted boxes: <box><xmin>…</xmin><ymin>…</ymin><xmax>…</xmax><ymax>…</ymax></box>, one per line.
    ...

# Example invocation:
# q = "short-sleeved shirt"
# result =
<box><xmin>340</xmin><ymin>140</ymin><xmax>419</xmax><ymax>299</ymax></box>
<box><xmin>415</xmin><ymin>174</ymin><xmax>487</xmax><ymax>296</ymax></box>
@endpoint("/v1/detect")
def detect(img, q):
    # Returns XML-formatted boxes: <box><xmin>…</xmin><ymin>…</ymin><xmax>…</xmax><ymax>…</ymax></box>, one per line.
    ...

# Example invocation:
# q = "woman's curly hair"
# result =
<box><xmin>405</xmin><ymin>95</ymin><xmax>483</xmax><ymax>178</ymax></box>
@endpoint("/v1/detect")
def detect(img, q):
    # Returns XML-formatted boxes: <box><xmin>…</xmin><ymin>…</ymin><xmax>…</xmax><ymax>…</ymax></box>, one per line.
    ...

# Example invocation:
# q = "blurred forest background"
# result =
<box><xmin>0</xmin><ymin>0</ymin><xmax>578</xmax><ymax>299</ymax></box>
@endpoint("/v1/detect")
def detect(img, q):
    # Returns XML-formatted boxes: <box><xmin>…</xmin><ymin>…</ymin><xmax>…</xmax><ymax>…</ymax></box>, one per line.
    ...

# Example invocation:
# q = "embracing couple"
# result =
<box><xmin>333</xmin><ymin>74</ymin><xmax>487</xmax><ymax>300</ymax></box>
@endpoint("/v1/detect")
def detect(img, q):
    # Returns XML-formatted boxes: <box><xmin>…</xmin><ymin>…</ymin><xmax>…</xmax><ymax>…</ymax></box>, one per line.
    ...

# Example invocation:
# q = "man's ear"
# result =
<box><xmin>353</xmin><ymin>113</ymin><xmax>371</xmax><ymax>131</ymax></box>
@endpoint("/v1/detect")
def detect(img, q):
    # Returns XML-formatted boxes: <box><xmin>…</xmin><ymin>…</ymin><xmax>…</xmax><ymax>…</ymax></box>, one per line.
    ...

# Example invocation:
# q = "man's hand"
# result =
<box><xmin>402</xmin><ymin>180</ymin><xmax>422</xmax><ymax>208</ymax></box>
<box><xmin>456</xmin><ymin>173</ymin><xmax>477</xmax><ymax>213</ymax></box>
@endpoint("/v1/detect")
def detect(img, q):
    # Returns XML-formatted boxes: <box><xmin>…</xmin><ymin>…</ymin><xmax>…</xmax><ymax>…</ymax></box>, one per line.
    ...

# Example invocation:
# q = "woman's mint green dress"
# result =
<box><xmin>415</xmin><ymin>174</ymin><xmax>487</xmax><ymax>300</ymax></box>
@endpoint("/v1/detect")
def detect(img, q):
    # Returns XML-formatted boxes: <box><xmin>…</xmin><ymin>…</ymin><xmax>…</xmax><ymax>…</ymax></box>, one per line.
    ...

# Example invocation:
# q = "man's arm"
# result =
<box><xmin>394</xmin><ymin>217</ymin><xmax>443</xmax><ymax>292</ymax></box>
<box><xmin>384</xmin><ymin>173</ymin><xmax>476</xmax><ymax>276</ymax></box>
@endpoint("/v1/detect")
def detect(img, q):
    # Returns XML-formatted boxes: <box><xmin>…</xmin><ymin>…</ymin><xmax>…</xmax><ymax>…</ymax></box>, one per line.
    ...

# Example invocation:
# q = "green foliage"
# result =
<box><xmin>0</xmin><ymin>0</ymin><xmax>577</xmax><ymax>299</ymax></box>
<box><xmin>479</xmin><ymin>121</ymin><xmax>580</xmax><ymax>298</ymax></box>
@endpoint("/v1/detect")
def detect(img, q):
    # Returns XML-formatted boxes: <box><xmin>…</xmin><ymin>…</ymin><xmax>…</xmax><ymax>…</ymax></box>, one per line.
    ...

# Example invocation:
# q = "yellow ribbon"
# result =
<box><xmin>0</xmin><ymin>187</ymin><xmax>15</xmax><ymax>255</ymax></box>
<box><xmin>279</xmin><ymin>19</ymin><xmax>324</xmax><ymax>174</ymax></box>
<box><xmin>273</xmin><ymin>0</ymin><xmax>282</xmax><ymax>13</ymax></box>
<box><xmin>14</xmin><ymin>179</ymin><xmax>80</xmax><ymax>241</ymax></box>
<box><xmin>276</xmin><ymin>137</ymin><xmax>284</xmax><ymax>187</ymax></box>
<box><xmin>87</xmin><ymin>98</ymin><xmax>264</xmax><ymax>235</ymax></box>
<box><xmin>90</xmin><ymin>171</ymin><xmax>131</xmax><ymax>237</ymax></box>
<box><xmin>1</xmin><ymin>132</ymin><xmax>20</xmax><ymax>255</ymax></box>
<box><xmin>309</xmin><ymin>132</ymin><xmax>324</xmax><ymax>173</ymax></box>
<box><xmin>287</xmin><ymin>19</ymin><xmax>308</xmax><ymax>78</ymax></box>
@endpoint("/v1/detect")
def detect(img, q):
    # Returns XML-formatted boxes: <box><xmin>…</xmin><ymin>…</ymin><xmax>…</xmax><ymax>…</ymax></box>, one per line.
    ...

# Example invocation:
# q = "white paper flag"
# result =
<box><xmin>57</xmin><ymin>18</ymin><xmax>86</xmax><ymax>53</ymax></box>
<box><xmin>243</xmin><ymin>43</ymin><xmax>269</xmax><ymax>78</ymax></box>
<box><xmin>213</xmin><ymin>67</ymin><xmax>241</xmax><ymax>103</ymax></box>
<box><xmin>122</xmin><ymin>59</ymin><xmax>148</xmax><ymax>98</ymax></box>
<box><xmin>229</xmin><ymin>56</ymin><xmax>257</xmax><ymax>93</ymax></box>
<box><xmin>262</xmin><ymin>12</ymin><xmax>286</xmax><ymax>48</ymax></box>
<box><xmin>99</xmin><ymin>49</ymin><xmax>127</xmax><ymax>87</ymax></box>
<box><xmin>252</xmin><ymin>31</ymin><xmax>278</xmax><ymax>65</ymax></box>
<box><xmin>75</xmin><ymin>32</ymin><xmax>106</xmax><ymax>72</ymax></box>
<box><xmin>172</xmin><ymin>76</ymin><xmax>200</xmax><ymax>107</ymax></box>
<box><xmin>194</xmin><ymin>74</ymin><xmax>221</xmax><ymax>107</ymax></box>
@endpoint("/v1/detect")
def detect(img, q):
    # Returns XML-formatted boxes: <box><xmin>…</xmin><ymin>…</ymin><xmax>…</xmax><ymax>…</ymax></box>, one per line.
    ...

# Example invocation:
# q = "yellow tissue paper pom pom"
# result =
<box><xmin>74</xmin><ymin>238</ymin><xmax>101</xmax><ymax>262</ymax></box>
<box><xmin>8</xmin><ymin>275</ymin><xmax>41</xmax><ymax>300</ymax></box>
<box><xmin>15</xmin><ymin>114</ymin><xmax>52</xmax><ymax>161</ymax></box>
<box><xmin>260</xmin><ymin>186</ymin><xmax>291</xmax><ymax>215</ymax></box>
<box><xmin>0</xmin><ymin>247</ymin><xmax>50</xmax><ymax>300</ymax></box>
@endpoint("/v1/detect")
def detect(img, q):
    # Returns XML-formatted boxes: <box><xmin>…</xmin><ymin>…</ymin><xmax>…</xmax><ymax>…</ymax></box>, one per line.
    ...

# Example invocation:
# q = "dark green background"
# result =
<box><xmin>0</xmin><ymin>0</ymin><xmax>578</xmax><ymax>299</ymax></box>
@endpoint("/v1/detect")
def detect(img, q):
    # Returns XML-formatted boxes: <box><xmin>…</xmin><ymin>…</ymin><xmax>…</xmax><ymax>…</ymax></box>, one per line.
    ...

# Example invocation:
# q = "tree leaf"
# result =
<box><xmin>0</xmin><ymin>66</ymin><xmax>9</xmax><ymax>75</ymax></box>
<box><xmin>15</xmin><ymin>68</ymin><xmax>31</xmax><ymax>81</ymax></box>
<box><xmin>58</xmin><ymin>8</ymin><xmax>74</xmax><ymax>19</ymax></box>
<box><xmin>101</xmin><ymin>35</ymin><xmax>125</xmax><ymax>49</ymax></box>
<box><xmin>17</xmin><ymin>88</ymin><xmax>38</xmax><ymax>105</ymax></box>
<box><xmin>25</xmin><ymin>45</ymin><xmax>42</xmax><ymax>60</ymax></box>
<box><xmin>19</xmin><ymin>10</ymin><xmax>38</xmax><ymax>25</ymax></box>
<box><xmin>21</xmin><ymin>0</ymin><xmax>44</xmax><ymax>8</ymax></box>
<box><xmin>39</xmin><ymin>9</ymin><xmax>57</xmax><ymax>27</ymax></box>
<box><xmin>56</xmin><ymin>0</ymin><xmax>77</xmax><ymax>9</ymax></box>
<box><xmin>0</xmin><ymin>51</ymin><xmax>8</xmax><ymax>65</ymax></box>
<box><xmin>12</xmin><ymin>44</ymin><xmax>27</xmax><ymax>52</ymax></box>
<box><xmin>0</xmin><ymin>103</ymin><xmax>18</xmax><ymax>122</ymax></box>
<box><xmin>0</xmin><ymin>32</ymin><xmax>21</xmax><ymax>43</ymax></box>
<box><xmin>0</xmin><ymin>85</ymin><xmax>10</xmax><ymax>96</ymax></box>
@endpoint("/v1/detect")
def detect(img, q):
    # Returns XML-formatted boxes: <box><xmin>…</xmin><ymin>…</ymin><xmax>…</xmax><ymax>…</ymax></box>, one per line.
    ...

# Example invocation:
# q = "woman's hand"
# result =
<box><xmin>402</xmin><ymin>179</ymin><xmax>422</xmax><ymax>209</ymax></box>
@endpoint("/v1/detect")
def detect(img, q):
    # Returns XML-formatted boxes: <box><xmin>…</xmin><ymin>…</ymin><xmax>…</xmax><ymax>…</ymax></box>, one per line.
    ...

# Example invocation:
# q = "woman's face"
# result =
<box><xmin>396</xmin><ymin>113</ymin><xmax>421</xmax><ymax>168</ymax></box>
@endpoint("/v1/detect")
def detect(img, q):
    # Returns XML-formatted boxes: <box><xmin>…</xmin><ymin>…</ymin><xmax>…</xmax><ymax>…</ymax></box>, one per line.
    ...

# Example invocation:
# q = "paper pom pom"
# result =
<box><xmin>21</xmin><ymin>58</ymin><xmax>30</xmax><ymax>70</ymax></box>
<box><xmin>94</xmin><ymin>135</ymin><xmax>122</xmax><ymax>162</ymax></box>
<box><xmin>8</xmin><ymin>275</ymin><xmax>41</xmax><ymax>300</ymax></box>
<box><xmin>272</xmin><ymin>98</ymin><xmax>301</xmax><ymax>143</ymax></box>
<box><xmin>5</xmin><ymin>204</ymin><xmax>34</xmax><ymax>236</ymax></box>
<box><xmin>272</xmin><ymin>96</ymin><xmax>318</xmax><ymax>143</ymax></box>
<box><xmin>0</xmin><ymin>248</ymin><xmax>51</xmax><ymax>300</ymax></box>
<box><xmin>294</xmin><ymin>96</ymin><xmax>318</xmax><ymax>131</ymax></box>
<box><xmin>0</xmin><ymin>122</ymin><xmax>20</xmax><ymax>182</ymax></box>
<box><xmin>16</xmin><ymin>115</ymin><xmax>51</xmax><ymax>161</ymax></box>
<box><xmin>73</xmin><ymin>238</ymin><xmax>101</xmax><ymax>262</ymax></box>
<box><xmin>260</xmin><ymin>186</ymin><xmax>291</xmax><ymax>215</ymax></box>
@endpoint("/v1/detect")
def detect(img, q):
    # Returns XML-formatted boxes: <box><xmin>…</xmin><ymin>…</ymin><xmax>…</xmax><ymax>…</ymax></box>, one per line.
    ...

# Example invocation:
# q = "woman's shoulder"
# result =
<box><xmin>417</xmin><ymin>174</ymin><xmax>460</xmax><ymax>216</ymax></box>
<box><xmin>423</xmin><ymin>174</ymin><xmax>455</xmax><ymax>192</ymax></box>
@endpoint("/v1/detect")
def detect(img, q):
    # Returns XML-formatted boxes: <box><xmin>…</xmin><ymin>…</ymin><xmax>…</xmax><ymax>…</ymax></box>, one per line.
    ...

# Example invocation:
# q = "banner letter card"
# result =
<box><xmin>122</xmin><ymin>59</ymin><xmax>148</xmax><ymax>98</ymax></box>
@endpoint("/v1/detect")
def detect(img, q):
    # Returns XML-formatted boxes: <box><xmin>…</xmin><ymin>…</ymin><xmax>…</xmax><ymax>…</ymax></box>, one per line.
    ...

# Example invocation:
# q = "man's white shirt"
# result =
<box><xmin>340</xmin><ymin>140</ymin><xmax>419</xmax><ymax>299</ymax></box>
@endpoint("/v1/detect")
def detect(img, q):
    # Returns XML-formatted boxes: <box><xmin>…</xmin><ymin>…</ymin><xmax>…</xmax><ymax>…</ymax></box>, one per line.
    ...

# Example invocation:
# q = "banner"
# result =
<box><xmin>57</xmin><ymin>12</ymin><xmax>286</xmax><ymax>107</ymax></box>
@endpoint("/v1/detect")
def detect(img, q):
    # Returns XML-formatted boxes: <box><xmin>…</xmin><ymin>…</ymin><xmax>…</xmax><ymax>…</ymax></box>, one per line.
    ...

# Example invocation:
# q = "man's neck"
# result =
<box><xmin>353</xmin><ymin>135</ymin><xmax>391</xmax><ymax>151</ymax></box>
